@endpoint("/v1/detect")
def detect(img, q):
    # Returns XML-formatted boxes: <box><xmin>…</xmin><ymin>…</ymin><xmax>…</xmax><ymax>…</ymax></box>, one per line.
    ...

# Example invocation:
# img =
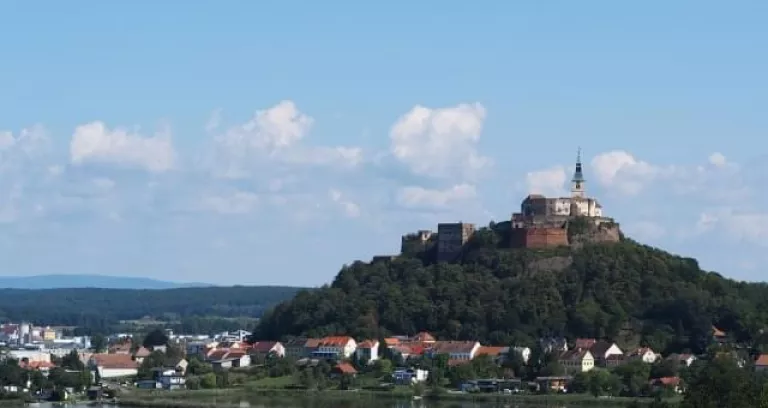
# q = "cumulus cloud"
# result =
<box><xmin>708</xmin><ymin>152</ymin><xmax>727</xmax><ymax>168</ymax></box>
<box><xmin>212</xmin><ymin>100</ymin><xmax>362</xmax><ymax>177</ymax></box>
<box><xmin>396</xmin><ymin>184</ymin><xmax>477</xmax><ymax>209</ymax></box>
<box><xmin>70</xmin><ymin>121</ymin><xmax>175</xmax><ymax>172</ymax></box>
<box><xmin>389</xmin><ymin>103</ymin><xmax>490</xmax><ymax>180</ymax></box>
<box><xmin>328</xmin><ymin>189</ymin><xmax>361</xmax><ymax>218</ymax></box>
<box><xmin>590</xmin><ymin>150</ymin><xmax>663</xmax><ymax>195</ymax></box>
<box><xmin>526</xmin><ymin>166</ymin><xmax>567</xmax><ymax>196</ymax></box>
<box><xmin>0</xmin><ymin>126</ymin><xmax>50</xmax><ymax>170</ymax></box>
<box><xmin>696</xmin><ymin>209</ymin><xmax>768</xmax><ymax>246</ymax></box>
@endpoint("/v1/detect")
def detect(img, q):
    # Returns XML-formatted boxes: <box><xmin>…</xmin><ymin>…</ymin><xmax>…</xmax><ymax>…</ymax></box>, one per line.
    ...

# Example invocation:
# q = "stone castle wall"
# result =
<box><xmin>510</xmin><ymin>226</ymin><xmax>569</xmax><ymax>249</ymax></box>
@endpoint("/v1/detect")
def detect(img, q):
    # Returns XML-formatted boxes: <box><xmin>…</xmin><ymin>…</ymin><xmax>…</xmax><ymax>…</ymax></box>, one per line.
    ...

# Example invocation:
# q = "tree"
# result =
<box><xmin>681</xmin><ymin>355</ymin><xmax>759</xmax><ymax>408</ymax></box>
<box><xmin>372</xmin><ymin>359</ymin><xmax>392</xmax><ymax>378</ymax></box>
<box><xmin>254</xmin><ymin>226</ymin><xmax>768</xmax><ymax>354</ymax></box>
<box><xmin>90</xmin><ymin>333</ymin><xmax>107</xmax><ymax>352</ymax></box>
<box><xmin>60</xmin><ymin>350</ymin><xmax>85</xmax><ymax>371</ymax></box>
<box><xmin>200</xmin><ymin>373</ymin><xmax>217</xmax><ymax>389</ymax></box>
<box><xmin>142</xmin><ymin>329</ymin><xmax>169</xmax><ymax>349</ymax></box>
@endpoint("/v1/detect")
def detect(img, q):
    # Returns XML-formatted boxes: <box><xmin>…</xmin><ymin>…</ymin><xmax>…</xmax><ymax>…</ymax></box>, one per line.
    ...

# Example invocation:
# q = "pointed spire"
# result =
<box><xmin>572</xmin><ymin>147</ymin><xmax>585</xmax><ymax>183</ymax></box>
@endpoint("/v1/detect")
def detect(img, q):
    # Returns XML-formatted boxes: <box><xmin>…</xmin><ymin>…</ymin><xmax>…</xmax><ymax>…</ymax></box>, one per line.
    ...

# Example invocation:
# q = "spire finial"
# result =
<box><xmin>572</xmin><ymin>147</ymin><xmax>585</xmax><ymax>183</ymax></box>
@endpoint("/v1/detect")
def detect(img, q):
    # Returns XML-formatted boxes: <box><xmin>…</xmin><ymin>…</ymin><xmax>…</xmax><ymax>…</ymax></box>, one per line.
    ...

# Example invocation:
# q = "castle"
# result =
<box><xmin>390</xmin><ymin>150</ymin><xmax>621</xmax><ymax>263</ymax></box>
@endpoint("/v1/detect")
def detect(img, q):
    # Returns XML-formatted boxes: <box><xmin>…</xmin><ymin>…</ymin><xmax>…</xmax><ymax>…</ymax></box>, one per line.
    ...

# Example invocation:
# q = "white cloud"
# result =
<box><xmin>0</xmin><ymin>125</ymin><xmax>50</xmax><ymax>171</ymax></box>
<box><xmin>526</xmin><ymin>166</ymin><xmax>567</xmax><ymax>196</ymax></box>
<box><xmin>218</xmin><ymin>100</ymin><xmax>313</xmax><ymax>152</ymax></box>
<box><xmin>328</xmin><ymin>189</ymin><xmax>361</xmax><ymax>218</ymax></box>
<box><xmin>199</xmin><ymin>191</ymin><xmax>260</xmax><ymax>215</ymax></box>
<box><xmin>590</xmin><ymin>150</ymin><xmax>663</xmax><ymax>195</ymax></box>
<box><xmin>697</xmin><ymin>209</ymin><xmax>768</xmax><ymax>246</ymax></box>
<box><xmin>708</xmin><ymin>152</ymin><xmax>727</xmax><ymax>168</ymax></box>
<box><xmin>212</xmin><ymin>100</ymin><xmax>362</xmax><ymax>177</ymax></box>
<box><xmin>389</xmin><ymin>103</ymin><xmax>490</xmax><ymax>180</ymax></box>
<box><xmin>70</xmin><ymin>121</ymin><xmax>175</xmax><ymax>172</ymax></box>
<box><xmin>396</xmin><ymin>184</ymin><xmax>477</xmax><ymax>209</ymax></box>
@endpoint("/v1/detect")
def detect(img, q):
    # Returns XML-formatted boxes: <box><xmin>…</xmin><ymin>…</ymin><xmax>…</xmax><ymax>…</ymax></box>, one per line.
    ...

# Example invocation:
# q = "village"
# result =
<box><xmin>0</xmin><ymin>318</ymin><xmax>762</xmax><ymax>401</ymax></box>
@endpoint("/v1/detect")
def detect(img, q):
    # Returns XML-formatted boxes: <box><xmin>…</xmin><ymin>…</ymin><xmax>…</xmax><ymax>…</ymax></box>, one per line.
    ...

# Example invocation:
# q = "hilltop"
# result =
<box><xmin>254</xmin><ymin>219</ymin><xmax>768</xmax><ymax>354</ymax></box>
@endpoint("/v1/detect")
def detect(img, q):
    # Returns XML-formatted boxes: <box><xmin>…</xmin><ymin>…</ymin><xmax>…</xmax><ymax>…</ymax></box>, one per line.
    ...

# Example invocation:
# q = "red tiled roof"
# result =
<box><xmin>383</xmin><ymin>338</ymin><xmax>400</xmax><ymax>346</ymax></box>
<box><xmin>574</xmin><ymin>338</ymin><xmax>597</xmax><ymax>350</ymax></box>
<box><xmin>412</xmin><ymin>332</ymin><xmax>435</xmax><ymax>342</ymax></box>
<box><xmin>559</xmin><ymin>349</ymin><xmax>590</xmax><ymax>361</ymax></box>
<box><xmin>653</xmin><ymin>377</ymin><xmax>681</xmax><ymax>386</ymax></box>
<box><xmin>134</xmin><ymin>347</ymin><xmax>151</xmax><ymax>357</ymax></box>
<box><xmin>21</xmin><ymin>361</ymin><xmax>55</xmax><ymax>370</ymax></box>
<box><xmin>428</xmin><ymin>341</ymin><xmax>477</xmax><ymax>354</ymax></box>
<box><xmin>357</xmin><ymin>340</ymin><xmax>378</xmax><ymax>349</ymax></box>
<box><xmin>476</xmin><ymin>346</ymin><xmax>505</xmax><ymax>357</ymax></box>
<box><xmin>756</xmin><ymin>354</ymin><xmax>768</xmax><ymax>366</ymax></box>
<box><xmin>90</xmin><ymin>354</ymin><xmax>138</xmax><ymax>369</ymax></box>
<box><xmin>207</xmin><ymin>349</ymin><xmax>229</xmax><ymax>360</ymax></box>
<box><xmin>712</xmin><ymin>326</ymin><xmax>726</xmax><ymax>337</ymax></box>
<box><xmin>304</xmin><ymin>338</ymin><xmax>322</xmax><ymax>348</ymax></box>
<box><xmin>319</xmin><ymin>336</ymin><xmax>353</xmax><ymax>347</ymax></box>
<box><xmin>334</xmin><ymin>362</ymin><xmax>357</xmax><ymax>375</ymax></box>
<box><xmin>251</xmin><ymin>341</ymin><xmax>279</xmax><ymax>353</ymax></box>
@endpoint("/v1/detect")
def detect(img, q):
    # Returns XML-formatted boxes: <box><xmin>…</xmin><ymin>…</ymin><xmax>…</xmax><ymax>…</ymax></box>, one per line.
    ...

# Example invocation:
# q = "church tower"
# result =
<box><xmin>571</xmin><ymin>148</ymin><xmax>585</xmax><ymax>198</ymax></box>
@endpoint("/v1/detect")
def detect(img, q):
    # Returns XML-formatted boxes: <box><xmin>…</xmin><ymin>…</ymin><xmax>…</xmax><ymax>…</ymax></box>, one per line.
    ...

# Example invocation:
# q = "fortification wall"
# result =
<box><xmin>569</xmin><ymin>222</ymin><xmax>622</xmax><ymax>248</ymax></box>
<box><xmin>510</xmin><ymin>227</ymin><xmax>569</xmax><ymax>249</ymax></box>
<box><xmin>525</xmin><ymin>227</ymin><xmax>569</xmax><ymax>248</ymax></box>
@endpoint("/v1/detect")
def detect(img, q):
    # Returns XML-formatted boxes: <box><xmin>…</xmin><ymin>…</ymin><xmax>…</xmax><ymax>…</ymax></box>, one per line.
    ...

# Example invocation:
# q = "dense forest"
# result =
<box><xmin>0</xmin><ymin>286</ymin><xmax>304</xmax><ymax>332</ymax></box>
<box><xmin>255</xmin><ymin>219</ymin><xmax>768</xmax><ymax>354</ymax></box>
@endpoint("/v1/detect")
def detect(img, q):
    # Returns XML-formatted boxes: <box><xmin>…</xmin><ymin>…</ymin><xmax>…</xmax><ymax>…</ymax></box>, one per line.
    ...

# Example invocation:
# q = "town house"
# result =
<box><xmin>311</xmin><ymin>336</ymin><xmax>357</xmax><ymax>360</ymax></box>
<box><xmin>426</xmin><ymin>341</ymin><xmax>480</xmax><ymax>361</ymax></box>
<box><xmin>559</xmin><ymin>349</ymin><xmax>595</xmax><ymax>373</ymax></box>
<box><xmin>355</xmin><ymin>340</ymin><xmax>379</xmax><ymax>363</ymax></box>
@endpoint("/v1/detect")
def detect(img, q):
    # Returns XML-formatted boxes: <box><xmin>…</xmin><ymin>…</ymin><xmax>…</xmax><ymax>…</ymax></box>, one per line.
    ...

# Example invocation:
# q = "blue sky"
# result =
<box><xmin>0</xmin><ymin>1</ymin><xmax>767</xmax><ymax>285</ymax></box>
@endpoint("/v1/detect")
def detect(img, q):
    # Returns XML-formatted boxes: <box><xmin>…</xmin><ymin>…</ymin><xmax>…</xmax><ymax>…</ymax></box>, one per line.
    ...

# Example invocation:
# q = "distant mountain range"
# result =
<box><xmin>0</xmin><ymin>274</ymin><xmax>213</xmax><ymax>290</ymax></box>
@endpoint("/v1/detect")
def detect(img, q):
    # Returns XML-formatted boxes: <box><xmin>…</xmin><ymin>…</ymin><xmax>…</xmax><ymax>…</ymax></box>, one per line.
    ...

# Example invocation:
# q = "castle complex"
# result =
<box><xmin>392</xmin><ymin>151</ymin><xmax>620</xmax><ymax>263</ymax></box>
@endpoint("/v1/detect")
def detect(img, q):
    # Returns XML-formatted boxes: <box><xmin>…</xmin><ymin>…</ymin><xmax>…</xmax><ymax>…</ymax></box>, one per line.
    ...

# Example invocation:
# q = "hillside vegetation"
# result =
<box><xmin>0</xmin><ymin>286</ymin><xmax>304</xmax><ymax>332</ymax></box>
<box><xmin>255</xmin><ymin>220</ymin><xmax>768</xmax><ymax>354</ymax></box>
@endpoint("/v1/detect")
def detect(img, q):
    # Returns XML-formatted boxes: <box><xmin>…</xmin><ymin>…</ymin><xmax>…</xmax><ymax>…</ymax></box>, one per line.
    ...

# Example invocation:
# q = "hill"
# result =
<box><xmin>0</xmin><ymin>286</ymin><xmax>306</xmax><ymax>332</ymax></box>
<box><xmin>254</xmin><ymin>219</ymin><xmax>768</xmax><ymax>354</ymax></box>
<box><xmin>0</xmin><ymin>274</ymin><xmax>211</xmax><ymax>289</ymax></box>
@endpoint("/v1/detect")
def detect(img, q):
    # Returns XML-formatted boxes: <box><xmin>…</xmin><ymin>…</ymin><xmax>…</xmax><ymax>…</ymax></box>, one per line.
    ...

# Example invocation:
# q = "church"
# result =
<box><xmin>512</xmin><ymin>150</ymin><xmax>608</xmax><ymax>228</ymax></box>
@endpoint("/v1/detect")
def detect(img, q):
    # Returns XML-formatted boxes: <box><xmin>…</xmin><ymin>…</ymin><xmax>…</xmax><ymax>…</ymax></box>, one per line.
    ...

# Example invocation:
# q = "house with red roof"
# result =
<box><xmin>250</xmin><ymin>341</ymin><xmax>285</xmax><ymax>359</ymax></box>
<box><xmin>88</xmin><ymin>353</ymin><xmax>139</xmax><ymax>378</ymax></box>
<box><xmin>650</xmin><ymin>376</ymin><xmax>684</xmax><ymax>394</ymax></box>
<box><xmin>311</xmin><ymin>336</ymin><xmax>357</xmax><ymax>360</ymax></box>
<box><xmin>209</xmin><ymin>349</ymin><xmax>251</xmax><ymax>370</ymax></box>
<box><xmin>573</xmin><ymin>338</ymin><xmax>597</xmax><ymax>350</ymax></box>
<box><xmin>355</xmin><ymin>340</ymin><xmax>379</xmax><ymax>362</ymax></box>
<box><xmin>426</xmin><ymin>341</ymin><xmax>480</xmax><ymax>361</ymax></box>
<box><xmin>331</xmin><ymin>362</ymin><xmax>358</xmax><ymax>378</ymax></box>
<box><xmin>559</xmin><ymin>349</ymin><xmax>595</xmax><ymax>373</ymax></box>
<box><xmin>755</xmin><ymin>354</ymin><xmax>768</xmax><ymax>372</ymax></box>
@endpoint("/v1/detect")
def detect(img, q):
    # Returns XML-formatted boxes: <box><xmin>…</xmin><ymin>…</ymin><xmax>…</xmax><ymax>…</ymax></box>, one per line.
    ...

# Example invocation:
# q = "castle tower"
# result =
<box><xmin>571</xmin><ymin>148</ymin><xmax>586</xmax><ymax>198</ymax></box>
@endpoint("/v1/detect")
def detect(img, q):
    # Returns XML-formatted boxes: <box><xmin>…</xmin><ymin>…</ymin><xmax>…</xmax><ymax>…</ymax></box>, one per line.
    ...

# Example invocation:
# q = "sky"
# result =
<box><xmin>0</xmin><ymin>1</ymin><xmax>767</xmax><ymax>286</ymax></box>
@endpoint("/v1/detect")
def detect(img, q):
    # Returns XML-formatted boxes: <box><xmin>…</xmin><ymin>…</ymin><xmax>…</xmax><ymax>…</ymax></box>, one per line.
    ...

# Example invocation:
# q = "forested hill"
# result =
<box><xmin>0</xmin><ymin>286</ymin><xmax>304</xmax><ymax>329</ymax></box>
<box><xmin>255</xmin><ymin>221</ymin><xmax>768</xmax><ymax>354</ymax></box>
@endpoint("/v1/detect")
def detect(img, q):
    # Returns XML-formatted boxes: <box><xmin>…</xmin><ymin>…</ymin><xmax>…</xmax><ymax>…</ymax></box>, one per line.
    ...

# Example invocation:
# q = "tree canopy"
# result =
<box><xmin>255</xmin><ymin>222</ymin><xmax>768</xmax><ymax>354</ymax></box>
<box><xmin>0</xmin><ymin>286</ymin><xmax>304</xmax><ymax>332</ymax></box>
